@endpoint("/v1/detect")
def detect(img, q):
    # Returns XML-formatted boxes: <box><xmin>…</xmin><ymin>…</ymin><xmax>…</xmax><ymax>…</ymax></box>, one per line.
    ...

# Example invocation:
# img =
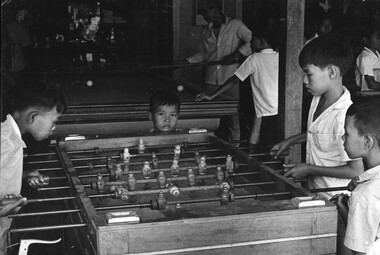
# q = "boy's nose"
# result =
<box><xmin>303</xmin><ymin>75</ymin><xmax>309</xmax><ymax>85</ymax></box>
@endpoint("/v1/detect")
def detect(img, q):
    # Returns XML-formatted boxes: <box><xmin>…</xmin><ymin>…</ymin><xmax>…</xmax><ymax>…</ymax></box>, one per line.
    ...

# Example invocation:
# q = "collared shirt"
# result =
<box><xmin>355</xmin><ymin>47</ymin><xmax>380</xmax><ymax>91</ymax></box>
<box><xmin>1</xmin><ymin>114</ymin><xmax>26</xmax><ymax>253</ymax></box>
<box><xmin>306</xmin><ymin>87</ymin><xmax>353</xmax><ymax>199</ymax></box>
<box><xmin>344</xmin><ymin>165</ymin><xmax>380</xmax><ymax>253</ymax></box>
<box><xmin>235</xmin><ymin>48</ymin><xmax>279</xmax><ymax>118</ymax></box>
<box><xmin>367</xmin><ymin>239</ymin><xmax>380</xmax><ymax>255</ymax></box>
<box><xmin>187</xmin><ymin>17</ymin><xmax>252</xmax><ymax>85</ymax></box>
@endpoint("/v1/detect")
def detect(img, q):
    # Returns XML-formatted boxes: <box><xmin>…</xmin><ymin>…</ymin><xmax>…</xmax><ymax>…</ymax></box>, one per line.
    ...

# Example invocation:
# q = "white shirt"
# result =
<box><xmin>306</xmin><ymin>87</ymin><xmax>352</xmax><ymax>199</ymax></box>
<box><xmin>1</xmin><ymin>114</ymin><xmax>26</xmax><ymax>253</ymax></box>
<box><xmin>344</xmin><ymin>165</ymin><xmax>380</xmax><ymax>253</ymax></box>
<box><xmin>235</xmin><ymin>49</ymin><xmax>279</xmax><ymax>118</ymax></box>
<box><xmin>355</xmin><ymin>47</ymin><xmax>380</xmax><ymax>91</ymax></box>
<box><xmin>367</xmin><ymin>239</ymin><xmax>380</xmax><ymax>255</ymax></box>
<box><xmin>187</xmin><ymin>17</ymin><xmax>252</xmax><ymax>85</ymax></box>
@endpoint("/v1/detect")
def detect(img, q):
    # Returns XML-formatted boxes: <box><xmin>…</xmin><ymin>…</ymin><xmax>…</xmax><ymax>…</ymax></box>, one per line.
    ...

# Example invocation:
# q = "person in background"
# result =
<box><xmin>270</xmin><ymin>35</ymin><xmax>364</xmax><ymax>255</ymax></box>
<box><xmin>196</xmin><ymin>28</ymin><xmax>279</xmax><ymax>147</ymax></box>
<box><xmin>355</xmin><ymin>27</ymin><xmax>380</xmax><ymax>91</ymax></box>
<box><xmin>334</xmin><ymin>99</ymin><xmax>380</xmax><ymax>255</ymax></box>
<box><xmin>0</xmin><ymin>82</ymin><xmax>66</xmax><ymax>255</ymax></box>
<box><xmin>149</xmin><ymin>89</ymin><xmax>181</xmax><ymax>133</ymax></box>
<box><xmin>305</xmin><ymin>14</ymin><xmax>333</xmax><ymax>45</ymax></box>
<box><xmin>187</xmin><ymin>0</ymin><xmax>252</xmax><ymax>142</ymax></box>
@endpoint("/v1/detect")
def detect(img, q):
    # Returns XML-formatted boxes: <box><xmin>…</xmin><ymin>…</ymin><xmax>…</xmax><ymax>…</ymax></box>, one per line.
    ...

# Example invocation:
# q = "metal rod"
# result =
<box><xmin>70</xmin><ymin>150</ymin><xmax>231</xmax><ymax>163</ymax></box>
<box><xmin>9</xmin><ymin>223</ymin><xmax>87</xmax><ymax>233</ymax></box>
<box><xmin>37</xmin><ymin>186</ymin><xmax>71</xmax><ymax>191</ymax></box>
<box><xmin>89</xmin><ymin>184</ymin><xmax>222</xmax><ymax>198</ymax></box>
<box><xmin>262</xmin><ymin>160</ymin><xmax>282</xmax><ymax>165</ymax></box>
<box><xmin>26</xmin><ymin>196</ymin><xmax>75</xmax><ymax>203</ymax></box>
<box><xmin>24</xmin><ymin>152</ymin><xmax>57</xmax><ymax>158</ymax></box>
<box><xmin>74</xmin><ymin>156</ymin><xmax>228</xmax><ymax>169</ymax></box>
<box><xmin>28</xmin><ymin>167</ymin><xmax>63</xmax><ymax>172</ymax></box>
<box><xmin>235</xmin><ymin>181</ymin><xmax>275</xmax><ymax>188</ymax></box>
<box><xmin>9</xmin><ymin>209</ymin><xmax>81</xmax><ymax>218</ymax></box>
<box><xmin>95</xmin><ymin>191</ymin><xmax>294</xmax><ymax>211</ymax></box>
<box><xmin>23</xmin><ymin>159</ymin><xmax>60</xmax><ymax>165</ymax></box>
<box><xmin>67</xmin><ymin>141</ymin><xmax>214</xmax><ymax>155</ymax></box>
<box><xmin>78</xmin><ymin>163</ymin><xmax>247</xmax><ymax>179</ymax></box>
<box><xmin>309</xmin><ymin>186</ymin><xmax>348</xmax><ymax>193</ymax></box>
<box><xmin>84</xmin><ymin>173</ymin><xmax>217</xmax><ymax>188</ymax></box>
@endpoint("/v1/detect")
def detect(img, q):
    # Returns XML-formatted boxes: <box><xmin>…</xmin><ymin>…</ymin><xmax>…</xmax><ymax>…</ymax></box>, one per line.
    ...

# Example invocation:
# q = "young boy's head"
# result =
<box><xmin>12</xmin><ymin>82</ymin><xmax>67</xmax><ymax>141</ymax></box>
<box><xmin>149</xmin><ymin>89</ymin><xmax>180</xmax><ymax>132</ymax></box>
<box><xmin>252</xmin><ymin>27</ymin><xmax>279</xmax><ymax>52</ymax></box>
<box><xmin>315</xmin><ymin>15</ymin><xmax>333</xmax><ymax>37</ymax></box>
<box><xmin>362</xmin><ymin>26</ymin><xmax>380</xmax><ymax>51</ymax></box>
<box><xmin>299</xmin><ymin>35</ymin><xmax>353</xmax><ymax>96</ymax></box>
<box><xmin>343</xmin><ymin>99</ymin><xmax>380</xmax><ymax>162</ymax></box>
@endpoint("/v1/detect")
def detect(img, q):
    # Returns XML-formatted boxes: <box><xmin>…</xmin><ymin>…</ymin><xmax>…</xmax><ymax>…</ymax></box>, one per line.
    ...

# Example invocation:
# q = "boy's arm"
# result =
<box><xmin>270</xmin><ymin>133</ymin><xmax>307</xmax><ymax>158</ymax></box>
<box><xmin>364</xmin><ymin>75</ymin><xmax>380</xmax><ymax>90</ymax></box>
<box><xmin>284</xmin><ymin>158</ymin><xmax>364</xmax><ymax>179</ymax></box>
<box><xmin>195</xmin><ymin>76</ymin><xmax>239</xmax><ymax>101</ymax></box>
<box><xmin>307</xmin><ymin>158</ymin><xmax>364</xmax><ymax>179</ymax></box>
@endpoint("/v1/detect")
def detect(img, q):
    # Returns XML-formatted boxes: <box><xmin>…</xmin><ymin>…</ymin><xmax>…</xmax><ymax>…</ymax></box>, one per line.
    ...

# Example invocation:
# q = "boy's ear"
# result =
<box><xmin>327</xmin><ymin>65</ymin><xmax>338</xmax><ymax>79</ymax></box>
<box><xmin>362</xmin><ymin>37</ymin><xmax>369</xmax><ymax>46</ymax></box>
<box><xmin>148</xmin><ymin>111</ymin><xmax>152</xmax><ymax>120</ymax></box>
<box><xmin>27</xmin><ymin>110</ymin><xmax>39</xmax><ymax>124</ymax></box>
<box><xmin>364</xmin><ymin>135</ymin><xmax>374</xmax><ymax>150</ymax></box>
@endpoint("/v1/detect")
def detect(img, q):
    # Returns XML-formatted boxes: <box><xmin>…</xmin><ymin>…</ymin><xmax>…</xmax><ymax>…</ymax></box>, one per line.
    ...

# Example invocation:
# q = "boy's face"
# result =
<box><xmin>150</xmin><ymin>104</ymin><xmax>179</xmax><ymax>132</ymax></box>
<box><xmin>317</xmin><ymin>19</ymin><xmax>332</xmax><ymax>36</ymax></box>
<box><xmin>342</xmin><ymin>116</ymin><xmax>364</xmax><ymax>159</ymax></box>
<box><xmin>369</xmin><ymin>30</ymin><xmax>380</xmax><ymax>51</ymax></box>
<box><xmin>30</xmin><ymin>106</ymin><xmax>61</xmax><ymax>141</ymax></box>
<box><xmin>302</xmin><ymin>64</ymin><xmax>331</xmax><ymax>96</ymax></box>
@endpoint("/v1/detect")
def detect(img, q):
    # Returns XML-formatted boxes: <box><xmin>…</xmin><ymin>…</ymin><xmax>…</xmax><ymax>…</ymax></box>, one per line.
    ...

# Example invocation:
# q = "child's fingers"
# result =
<box><xmin>283</xmin><ymin>163</ymin><xmax>296</xmax><ymax>170</ymax></box>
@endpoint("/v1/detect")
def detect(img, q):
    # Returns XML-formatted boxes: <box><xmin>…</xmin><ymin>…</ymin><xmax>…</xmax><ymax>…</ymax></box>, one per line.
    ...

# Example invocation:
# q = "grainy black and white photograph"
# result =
<box><xmin>1</xmin><ymin>0</ymin><xmax>380</xmax><ymax>254</ymax></box>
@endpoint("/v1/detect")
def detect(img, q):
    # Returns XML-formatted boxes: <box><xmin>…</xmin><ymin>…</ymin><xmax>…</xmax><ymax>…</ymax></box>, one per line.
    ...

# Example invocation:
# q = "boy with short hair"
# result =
<box><xmin>270</xmin><ymin>35</ymin><xmax>364</xmax><ymax>199</ymax></box>
<box><xmin>0</xmin><ymin>82</ymin><xmax>66</xmax><ymax>254</ymax></box>
<box><xmin>196</xmin><ymin>28</ymin><xmax>279</xmax><ymax>146</ymax></box>
<box><xmin>270</xmin><ymin>35</ymin><xmax>364</xmax><ymax>255</ymax></box>
<box><xmin>336</xmin><ymin>99</ymin><xmax>380</xmax><ymax>255</ymax></box>
<box><xmin>355</xmin><ymin>27</ymin><xmax>380</xmax><ymax>91</ymax></box>
<box><xmin>149</xmin><ymin>89</ymin><xmax>181</xmax><ymax>133</ymax></box>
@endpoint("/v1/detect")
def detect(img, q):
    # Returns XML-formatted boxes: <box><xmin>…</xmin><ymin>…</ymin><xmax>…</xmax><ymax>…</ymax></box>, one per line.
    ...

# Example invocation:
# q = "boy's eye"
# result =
<box><xmin>171</xmin><ymin>113</ymin><xmax>177</xmax><ymax>118</ymax></box>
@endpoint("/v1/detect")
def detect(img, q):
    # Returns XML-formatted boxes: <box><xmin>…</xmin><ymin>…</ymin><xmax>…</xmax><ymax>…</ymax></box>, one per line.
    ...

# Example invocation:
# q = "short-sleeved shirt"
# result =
<box><xmin>367</xmin><ymin>239</ymin><xmax>380</xmax><ymax>255</ymax></box>
<box><xmin>234</xmin><ymin>49</ymin><xmax>279</xmax><ymax>118</ymax></box>
<box><xmin>187</xmin><ymin>17</ymin><xmax>252</xmax><ymax>85</ymax></box>
<box><xmin>344</xmin><ymin>165</ymin><xmax>380</xmax><ymax>253</ymax></box>
<box><xmin>1</xmin><ymin>114</ymin><xmax>26</xmax><ymax>253</ymax></box>
<box><xmin>355</xmin><ymin>47</ymin><xmax>380</xmax><ymax>91</ymax></box>
<box><xmin>306</xmin><ymin>87</ymin><xmax>352</xmax><ymax>199</ymax></box>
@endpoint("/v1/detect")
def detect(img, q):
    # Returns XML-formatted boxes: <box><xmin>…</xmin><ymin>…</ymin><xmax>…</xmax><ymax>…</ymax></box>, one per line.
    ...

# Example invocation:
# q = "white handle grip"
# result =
<box><xmin>18</xmin><ymin>238</ymin><xmax>61</xmax><ymax>255</ymax></box>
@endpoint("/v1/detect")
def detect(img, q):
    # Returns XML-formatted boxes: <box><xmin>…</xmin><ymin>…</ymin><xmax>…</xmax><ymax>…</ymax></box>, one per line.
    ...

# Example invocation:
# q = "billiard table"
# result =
<box><xmin>32</xmin><ymin>70</ymin><xmax>239</xmax><ymax>138</ymax></box>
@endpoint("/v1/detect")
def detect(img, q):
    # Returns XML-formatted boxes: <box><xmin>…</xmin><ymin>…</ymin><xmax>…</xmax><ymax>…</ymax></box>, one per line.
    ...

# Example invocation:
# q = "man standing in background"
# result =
<box><xmin>188</xmin><ymin>0</ymin><xmax>252</xmax><ymax>142</ymax></box>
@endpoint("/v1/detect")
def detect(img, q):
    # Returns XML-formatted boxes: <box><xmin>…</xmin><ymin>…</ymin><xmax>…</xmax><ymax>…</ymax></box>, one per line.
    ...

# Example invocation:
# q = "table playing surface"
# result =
<box><xmin>52</xmin><ymin>72</ymin><xmax>201</xmax><ymax>105</ymax></box>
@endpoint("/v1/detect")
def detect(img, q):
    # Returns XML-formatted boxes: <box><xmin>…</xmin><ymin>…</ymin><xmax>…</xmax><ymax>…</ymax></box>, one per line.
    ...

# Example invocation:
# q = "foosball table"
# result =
<box><xmin>11</xmin><ymin>132</ymin><xmax>339</xmax><ymax>255</ymax></box>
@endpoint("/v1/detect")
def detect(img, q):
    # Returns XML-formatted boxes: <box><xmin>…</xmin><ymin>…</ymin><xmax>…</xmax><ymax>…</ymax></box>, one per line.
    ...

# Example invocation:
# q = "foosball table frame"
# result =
<box><xmin>49</xmin><ymin>132</ymin><xmax>338</xmax><ymax>255</ymax></box>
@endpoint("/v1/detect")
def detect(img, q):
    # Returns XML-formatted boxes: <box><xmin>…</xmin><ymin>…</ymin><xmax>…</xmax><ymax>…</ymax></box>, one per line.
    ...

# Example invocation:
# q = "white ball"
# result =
<box><xmin>177</xmin><ymin>85</ymin><xmax>184</xmax><ymax>92</ymax></box>
<box><xmin>86</xmin><ymin>80</ymin><xmax>93</xmax><ymax>87</ymax></box>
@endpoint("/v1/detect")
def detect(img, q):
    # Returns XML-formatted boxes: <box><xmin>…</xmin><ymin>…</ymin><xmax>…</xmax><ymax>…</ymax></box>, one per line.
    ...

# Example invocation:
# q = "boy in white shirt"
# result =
<box><xmin>196</xmin><ymin>29</ymin><xmax>279</xmax><ymax>146</ymax></box>
<box><xmin>355</xmin><ymin>27</ymin><xmax>380</xmax><ymax>91</ymax></box>
<box><xmin>270</xmin><ymin>34</ymin><xmax>364</xmax><ymax>255</ymax></box>
<box><xmin>335</xmin><ymin>99</ymin><xmax>380</xmax><ymax>254</ymax></box>
<box><xmin>1</xmin><ymin>82</ymin><xmax>66</xmax><ymax>254</ymax></box>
